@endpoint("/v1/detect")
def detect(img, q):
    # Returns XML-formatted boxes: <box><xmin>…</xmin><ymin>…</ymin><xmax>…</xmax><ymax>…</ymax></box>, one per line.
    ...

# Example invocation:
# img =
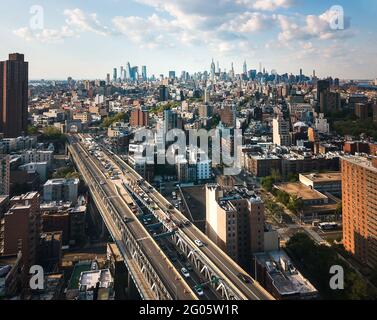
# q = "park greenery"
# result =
<box><xmin>149</xmin><ymin>101</ymin><xmax>181</xmax><ymax>114</ymax></box>
<box><xmin>286</xmin><ymin>233</ymin><xmax>377</xmax><ymax>300</ymax></box>
<box><xmin>102</xmin><ymin>112</ymin><xmax>129</xmax><ymax>128</ymax></box>
<box><xmin>261</xmin><ymin>169</ymin><xmax>282</xmax><ymax>192</ymax></box>
<box><xmin>27</xmin><ymin>125</ymin><xmax>39</xmax><ymax>135</ymax></box>
<box><xmin>53</xmin><ymin>166</ymin><xmax>80</xmax><ymax>179</ymax></box>
<box><xmin>333</xmin><ymin>119</ymin><xmax>377</xmax><ymax>140</ymax></box>
<box><xmin>37</xmin><ymin>126</ymin><xmax>67</xmax><ymax>151</ymax></box>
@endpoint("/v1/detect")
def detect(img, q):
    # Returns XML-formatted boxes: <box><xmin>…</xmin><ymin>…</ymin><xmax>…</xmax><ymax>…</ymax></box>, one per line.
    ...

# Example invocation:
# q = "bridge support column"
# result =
<box><xmin>126</xmin><ymin>273</ymin><xmax>141</xmax><ymax>300</ymax></box>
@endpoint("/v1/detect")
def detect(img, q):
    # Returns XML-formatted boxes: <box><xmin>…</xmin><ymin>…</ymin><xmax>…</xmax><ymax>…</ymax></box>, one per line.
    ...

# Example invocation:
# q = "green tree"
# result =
<box><xmin>27</xmin><ymin>126</ymin><xmax>39</xmax><ymax>135</ymax></box>
<box><xmin>261</xmin><ymin>176</ymin><xmax>274</xmax><ymax>192</ymax></box>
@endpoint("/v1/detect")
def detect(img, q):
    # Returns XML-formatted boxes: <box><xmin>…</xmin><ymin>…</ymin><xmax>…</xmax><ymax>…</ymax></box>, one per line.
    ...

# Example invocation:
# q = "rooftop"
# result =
<box><xmin>300</xmin><ymin>172</ymin><xmax>341</xmax><ymax>183</ymax></box>
<box><xmin>79</xmin><ymin>269</ymin><xmax>113</xmax><ymax>290</ymax></box>
<box><xmin>255</xmin><ymin>250</ymin><xmax>318</xmax><ymax>297</ymax></box>
<box><xmin>44</xmin><ymin>178</ymin><xmax>79</xmax><ymax>186</ymax></box>
<box><xmin>274</xmin><ymin>182</ymin><xmax>328</xmax><ymax>200</ymax></box>
<box><xmin>341</xmin><ymin>155</ymin><xmax>377</xmax><ymax>173</ymax></box>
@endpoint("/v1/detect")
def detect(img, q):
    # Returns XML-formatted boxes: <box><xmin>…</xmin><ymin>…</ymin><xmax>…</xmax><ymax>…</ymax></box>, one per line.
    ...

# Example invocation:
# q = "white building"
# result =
<box><xmin>273</xmin><ymin>117</ymin><xmax>291</xmax><ymax>146</ymax></box>
<box><xmin>21</xmin><ymin>150</ymin><xmax>54</xmax><ymax>167</ymax></box>
<box><xmin>315</xmin><ymin>113</ymin><xmax>330</xmax><ymax>134</ymax></box>
<box><xmin>43</xmin><ymin>178</ymin><xmax>79</xmax><ymax>204</ymax></box>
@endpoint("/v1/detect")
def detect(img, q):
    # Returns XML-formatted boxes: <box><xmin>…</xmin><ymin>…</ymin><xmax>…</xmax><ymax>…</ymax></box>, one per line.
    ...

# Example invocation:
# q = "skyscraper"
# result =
<box><xmin>159</xmin><ymin>85</ymin><xmax>169</xmax><ymax>102</ymax></box>
<box><xmin>341</xmin><ymin>156</ymin><xmax>377</xmax><ymax>267</ymax></box>
<box><xmin>317</xmin><ymin>79</ymin><xmax>330</xmax><ymax>111</ymax></box>
<box><xmin>243</xmin><ymin>60</ymin><xmax>247</xmax><ymax>75</ymax></box>
<box><xmin>113</xmin><ymin>68</ymin><xmax>117</xmax><ymax>82</ymax></box>
<box><xmin>120</xmin><ymin>66</ymin><xmax>124</xmax><ymax>81</ymax></box>
<box><xmin>131</xmin><ymin>66</ymin><xmax>139</xmax><ymax>81</ymax></box>
<box><xmin>163</xmin><ymin>109</ymin><xmax>178</xmax><ymax>133</ymax></box>
<box><xmin>210</xmin><ymin>59</ymin><xmax>216</xmax><ymax>82</ymax></box>
<box><xmin>168</xmin><ymin>71</ymin><xmax>176</xmax><ymax>79</ymax></box>
<box><xmin>0</xmin><ymin>53</ymin><xmax>29</xmax><ymax>138</ymax></box>
<box><xmin>142</xmin><ymin>66</ymin><xmax>147</xmax><ymax>81</ymax></box>
<box><xmin>126</xmin><ymin>62</ymin><xmax>132</xmax><ymax>81</ymax></box>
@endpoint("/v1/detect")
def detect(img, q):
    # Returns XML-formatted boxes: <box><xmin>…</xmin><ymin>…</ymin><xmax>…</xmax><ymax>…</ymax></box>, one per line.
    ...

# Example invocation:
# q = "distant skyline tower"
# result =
<box><xmin>120</xmin><ymin>66</ymin><xmax>124</xmax><ymax>81</ymax></box>
<box><xmin>126</xmin><ymin>62</ymin><xmax>132</xmax><ymax>80</ymax></box>
<box><xmin>113</xmin><ymin>67</ymin><xmax>117</xmax><ymax>82</ymax></box>
<box><xmin>216</xmin><ymin>61</ymin><xmax>220</xmax><ymax>73</ymax></box>
<box><xmin>210</xmin><ymin>59</ymin><xmax>216</xmax><ymax>81</ymax></box>
<box><xmin>230</xmin><ymin>62</ymin><xmax>235</xmax><ymax>79</ymax></box>
<box><xmin>0</xmin><ymin>53</ymin><xmax>29</xmax><ymax>138</ymax></box>
<box><xmin>142</xmin><ymin>66</ymin><xmax>147</xmax><ymax>81</ymax></box>
<box><xmin>259</xmin><ymin>62</ymin><xmax>262</xmax><ymax>74</ymax></box>
<box><xmin>243</xmin><ymin>60</ymin><xmax>247</xmax><ymax>75</ymax></box>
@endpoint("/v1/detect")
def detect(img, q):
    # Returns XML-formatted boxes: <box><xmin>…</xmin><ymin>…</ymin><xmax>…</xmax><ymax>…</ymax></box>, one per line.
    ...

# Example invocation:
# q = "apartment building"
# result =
<box><xmin>206</xmin><ymin>184</ymin><xmax>265</xmax><ymax>271</ymax></box>
<box><xmin>341</xmin><ymin>156</ymin><xmax>377</xmax><ymax>267</ymax></box>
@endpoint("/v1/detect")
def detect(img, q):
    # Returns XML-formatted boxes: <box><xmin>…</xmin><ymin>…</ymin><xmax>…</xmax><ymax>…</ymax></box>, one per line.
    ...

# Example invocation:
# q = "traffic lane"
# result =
<box><xmin>162</xmin><ymin>238</ymin><xmax>218</xmax><ymax>301</ymax></box>
<box><xmin>122</xmin><ymin>179</ymin><xmax>266</xmax><ymax>299</ymax></box>
<box><xmin>182</xmin><ymin>224</ymin><xmax>269</xmax><ymax>300</ymax></box>
<box><xmin>73</xmin><ymin>145</ymin><xmax>194</xmax><ymax>300</ymax></box>
<box><xmin>87</xmin><ymin>140</ymin><xmax>271</xmax><ymax>299</ymax></box>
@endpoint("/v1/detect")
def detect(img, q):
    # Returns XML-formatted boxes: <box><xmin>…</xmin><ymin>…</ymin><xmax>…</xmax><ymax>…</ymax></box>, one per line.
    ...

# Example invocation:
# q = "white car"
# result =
<box><xmin>181</xmin><ymin>268</ymin><xmax>190</xmax><ymax>278</ymax></box>
<box><xmin>194</xmin><ymin>239</ymin><xmax>204</xmax><ymax>247</ymax></box>
<box><xmin>195</xmin><ymin>287</ymin><xmax>204</xmax><ymax>297</ymax></box>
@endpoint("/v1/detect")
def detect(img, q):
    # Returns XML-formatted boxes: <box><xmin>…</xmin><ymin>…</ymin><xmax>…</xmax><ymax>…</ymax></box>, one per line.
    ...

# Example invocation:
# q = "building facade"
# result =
<box><xmin>0</xmin><ymin>54</ymin><xmax>29</xmax><ymax>138</ymax></box>
<box><xmin>341</xmin><ymin>156</ymin><xmax>377</xmax><ymax>267</ymax></box>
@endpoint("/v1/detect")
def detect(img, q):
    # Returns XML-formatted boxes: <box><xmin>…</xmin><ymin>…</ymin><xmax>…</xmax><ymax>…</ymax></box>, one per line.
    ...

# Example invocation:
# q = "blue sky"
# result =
<box><xmin>0</xmin><ymin>0</ymin><xmax>376</xmax><ymax>80</ymax></box>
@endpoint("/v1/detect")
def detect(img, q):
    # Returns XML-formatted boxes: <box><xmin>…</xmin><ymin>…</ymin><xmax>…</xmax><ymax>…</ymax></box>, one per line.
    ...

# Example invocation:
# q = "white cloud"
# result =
<box><xmin>220</xmin><ymin>12</ymin><xmax>274</xmax><ymax>33</ymax></box>
<box><xmin>64</xmin><ymin>8</ymin><xmax>113</xmax><ymax>36</ymax></box>
<box><xmin>112</xmin><ymin>14</ymin><xmax>180</xmax><ymax>48</ymax></box>
<box><xmin>235</xmin><ymin>0</ymin><xmax>294</xmax><ymax>11</ymax></box>
<box><xmin>13</xmin><ymin>26</ymin><xmax>77</xmax><ymax>43</ymax></box>
<box><xmin>277</xmin><ymin>8</ymin><xmax>354</xmax><ymax>43</ymax></box>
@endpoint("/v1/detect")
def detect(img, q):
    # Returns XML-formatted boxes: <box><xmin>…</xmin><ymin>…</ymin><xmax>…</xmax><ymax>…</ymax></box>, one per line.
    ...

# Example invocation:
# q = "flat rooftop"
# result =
<box><xmin>300</xmin><ymin>172</ymin><xmax>341</xmax><ymax>183</ymax></box>
<box><xmin>44</xmin><ymin>178</ymin><xmax>79</xmax><ymax>186</ymax></box>
<box><xmin>274</xmin><ymin>182</ymin><xmax>328</xmax><ymax>200</ymax></box>
<box><xmin>255</xmin><ymin>250</ymin><xmax>318</xmax><ymax>297</ymax></box>
<box><xmin>79</xmin><ymin>269</ymin><xmax>112</xmax><ymax>290</ymax></box>
<box><xmin>341</xmin><ymin>155</ymin><xmax>377</xmax><ymax>173</ymax></box>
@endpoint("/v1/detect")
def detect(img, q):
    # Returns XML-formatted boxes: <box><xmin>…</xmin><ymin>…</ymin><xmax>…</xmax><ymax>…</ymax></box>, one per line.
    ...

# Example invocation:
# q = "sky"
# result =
<box><xmin>0</xmin><ymin>0</ymin><xmax>376</xmax><ymax>80</ymax></box>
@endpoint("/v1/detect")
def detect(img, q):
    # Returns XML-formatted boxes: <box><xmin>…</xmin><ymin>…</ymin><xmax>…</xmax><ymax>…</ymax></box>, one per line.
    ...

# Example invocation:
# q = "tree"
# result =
<box><xmin>27</xmin><ymin>126</ymin><xmax>39</xmax><ymax>135</ymax></box>
<box><xmin>261</xmin><ymin>176</ymin><xmax>274</xmax><ymax>192</ymax></box>
<box><xmin>102</xmin><ymin>112</ymin><xmax>129</xmax><ymax>128</ymax></box>
<box><xmin>286</xmin><ymin>233</ymin><xmax>376</xmax><ymax>300</ymax></box>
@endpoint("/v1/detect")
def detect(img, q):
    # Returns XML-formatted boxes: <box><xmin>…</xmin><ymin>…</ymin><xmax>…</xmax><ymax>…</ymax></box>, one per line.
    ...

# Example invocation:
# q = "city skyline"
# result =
<box><xmin>1</xmin><ymin>0</ymin><xmax>376</xmax><ymax>80</ymax></box>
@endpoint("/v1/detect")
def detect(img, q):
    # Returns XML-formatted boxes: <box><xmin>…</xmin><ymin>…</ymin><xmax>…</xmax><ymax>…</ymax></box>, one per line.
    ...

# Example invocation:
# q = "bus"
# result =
<box><xmin>318</xmin><ymin>222</ymin><xmax>338</xmax><ymax>231</ymax></box>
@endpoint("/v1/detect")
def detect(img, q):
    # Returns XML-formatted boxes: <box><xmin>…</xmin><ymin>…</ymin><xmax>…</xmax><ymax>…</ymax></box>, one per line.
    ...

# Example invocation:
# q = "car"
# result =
<box><xmin>183</xmin><ymin>220</ymin><xmax>191</xmax><ymax>226</ymax></box>
<box><xmin>100</xmin><ymin>181</ymin><xmax>106</xmax><ymax>185</ymax></box>
<box><xmin>194</xmin><ymin>286</ymin><xmax>204</xmax><ymax>297</ymax></box>
<box><xmin>194</xmin><ymin>239</ymin><xmax>204</xmax><ymax>247</ymax></box>
<box><xmin>185</xmin><ymin>264</ymin><xmax>193</xmax><ymax>272</ymax></box>
<box><xmin>237</xmin><ymin>273</ymin><xmax>253</xmax><ymax>284</ymax></box>
<box><xmin>181</xmin><ymin>268</ymin><xmax>190</xmax><ymax>278</ymax></box>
